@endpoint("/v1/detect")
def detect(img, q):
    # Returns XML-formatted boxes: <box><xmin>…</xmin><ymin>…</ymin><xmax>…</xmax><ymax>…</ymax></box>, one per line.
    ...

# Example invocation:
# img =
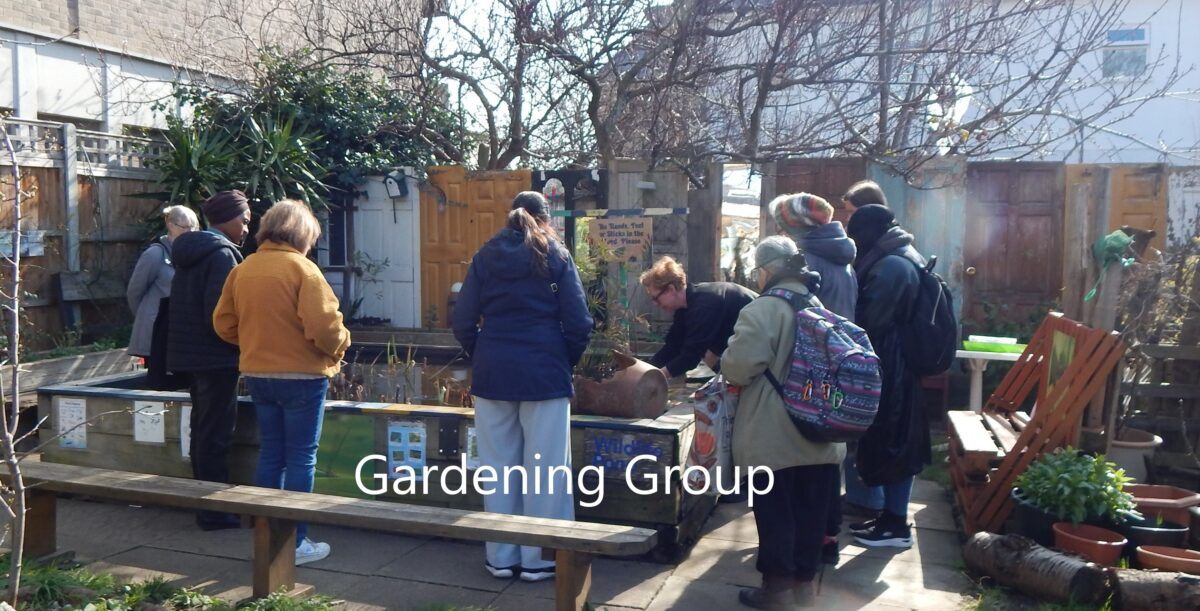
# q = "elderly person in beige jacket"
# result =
<box><xmin>720</xmin><ymin>235</ymin><xmax>845</xmax><ymax>610</ymax></box>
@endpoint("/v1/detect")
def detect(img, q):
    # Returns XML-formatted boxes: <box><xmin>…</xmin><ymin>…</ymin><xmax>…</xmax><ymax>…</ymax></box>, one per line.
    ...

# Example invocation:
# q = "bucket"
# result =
<box><xmin>1109</xmin><ymin>427</ymin><xmax>1162</xmax><ymax>482</ymax></box>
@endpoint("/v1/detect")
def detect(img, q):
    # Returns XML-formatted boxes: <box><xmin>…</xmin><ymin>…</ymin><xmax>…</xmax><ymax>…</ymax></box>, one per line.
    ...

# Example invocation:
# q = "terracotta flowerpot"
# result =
<box><xmin>1108</xmin><ymin>427</ymin><xmax>1162</xmax><ymax>482</ymax></box>
<box><xmin>1136</xmin><ymin>545</ymin><xmax>1200</xmax><ymax>574</ymax></box>
<box><xmin>1053</xmin><ymin>522</ymin><xmax>1127</xmax><ymax>566</ymax></box>
<box><xmin>1190</xmin><ymin>506</ymin><xmax>1200</xmax><ymax>551</ymax></box>
<box><xmin>573</xmin><ymin>351</ymin><xmax>668</xmax><ymax>419</ymax></box>
<box><xmin>1124</xmin><ymin>484</ymin><xmax>1200</xmax><ymax>526</ymax></box>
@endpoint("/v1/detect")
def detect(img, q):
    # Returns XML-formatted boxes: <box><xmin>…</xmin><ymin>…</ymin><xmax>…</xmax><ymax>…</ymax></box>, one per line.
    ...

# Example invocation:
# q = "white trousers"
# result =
<box><xmin>473</xmin><ymin>396</ymin><xmax>575</xmax><ymax>569</ymax></box>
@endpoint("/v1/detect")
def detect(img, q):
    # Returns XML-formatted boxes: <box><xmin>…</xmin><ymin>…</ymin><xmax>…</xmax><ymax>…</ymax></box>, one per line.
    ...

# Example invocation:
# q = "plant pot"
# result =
<box><xmin>1053</xmin><ymin>522</ymin><xmax>1127</xmax><ymax>566</ymax></box>
<box><xmin>573</xmin><ymin>351</ymin><xmax>668</xmax><ymax>419</ymax></box>
<box><xmin>1120</xmin><ymin>515</ymin><xmax>1190</xmax><ymax>554</ymax></box>
<box><xmin>1190</xmin><ymin>506</ymin><xmax>1200</xmax><ymax>551</ymax></box>
<box><xmin>1108</xmin><ymin>427</ymin><xmax>1162</xmax><ymax>482</ymax></box>
<box><xmin>1010</xmin><ymin>488</ymin><xmax>1058</xmax><ymax>546</ymax></box>
<box><xmin>1136</xmin><ymin>545</ymin><xmax>1200</xmax><ymax>574</ymax></box>
<box><xmin>1124</xmin><ymin>484</ymin><xmax>1200</xmax><ymax>526</ymax></box>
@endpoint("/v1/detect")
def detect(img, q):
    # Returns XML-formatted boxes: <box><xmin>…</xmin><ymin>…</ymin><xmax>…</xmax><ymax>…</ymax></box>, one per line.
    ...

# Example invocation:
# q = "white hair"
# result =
<box><xmin>163</xmin><ymin>205</ymin><xmax>200</xmax><ymax>230</ymax></box>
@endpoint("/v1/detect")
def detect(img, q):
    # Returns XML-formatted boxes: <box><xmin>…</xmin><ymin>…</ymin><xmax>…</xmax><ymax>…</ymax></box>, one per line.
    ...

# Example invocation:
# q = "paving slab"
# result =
<box><xmin>375</xmin><ymin>539</ymin><xmax>510</xmax><ymax>593</ymax></box>
<box><xmin>502</xmin><ymin>556</ymin><xmax>674</xmax><ymax>608</ymax></box>
<box><xmin>837</xmin><ymin>526</ymin><xmax>965</xmax><ymax>569</ymax></box>
<box><xmin>328</xmin><ymin>574</ymin><xmax>498</xmax><ymax>610</ymax></box>
<box><xmin>85</xmin><ymin>547</ymin><xmax>246</xmax><ymax>590</ymax></box>
<box><xmin>670</xmin><ymin>536</ymin><xmax>760</xmax><ymax>588</ymax></box>
<box><xmin>202</xmin><ymin>566</ymin><xmax>370</xmax><ymax>603</ymax></box>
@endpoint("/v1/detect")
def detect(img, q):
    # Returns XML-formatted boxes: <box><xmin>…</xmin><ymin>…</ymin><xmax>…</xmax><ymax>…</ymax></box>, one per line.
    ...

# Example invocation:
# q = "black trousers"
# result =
<box><xmin>751</xmin><ymin>463</ymin><xmax>839</xmax><ymax>580</ymax></box>
<box><xmin>189</xmin><ymin>369</ymin><xmax>240</xmax><ymax>486</ymax></box>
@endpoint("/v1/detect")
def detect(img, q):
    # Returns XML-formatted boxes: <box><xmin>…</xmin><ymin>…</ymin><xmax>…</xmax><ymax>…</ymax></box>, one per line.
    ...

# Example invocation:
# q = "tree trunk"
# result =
<box><xmin>1114</xmin><ymin>569</ymin><xmax>1200</xmax><ymax>611</ymax></box>
<box><xmin>961</xmin><ymin>532</ymin><xmax>1110</xmax><ymax>605</ymax></box>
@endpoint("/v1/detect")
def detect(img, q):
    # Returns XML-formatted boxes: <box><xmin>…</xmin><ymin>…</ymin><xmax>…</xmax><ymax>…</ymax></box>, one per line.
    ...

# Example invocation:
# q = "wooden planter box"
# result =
<box><xmin>37</xmin><ymin>369</ymin><xmax>713</xmax><ymax>561</ymax></box>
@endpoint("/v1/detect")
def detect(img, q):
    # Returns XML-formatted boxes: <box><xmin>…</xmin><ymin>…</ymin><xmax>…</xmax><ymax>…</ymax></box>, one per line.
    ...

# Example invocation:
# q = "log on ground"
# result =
<box><xmin>1114</xmin><ymin>569</ymin><xmax>1200</xmax><ymax>611</ymax></box>
<box><xmin>961</xmin><ymin>532</ymin><xmax>1110</xmax><ymax>605</ymax></box>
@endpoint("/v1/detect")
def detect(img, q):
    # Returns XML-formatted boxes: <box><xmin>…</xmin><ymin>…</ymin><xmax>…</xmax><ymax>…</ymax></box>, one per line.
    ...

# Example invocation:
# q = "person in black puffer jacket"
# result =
<box><xmin>166</xmin><ymin>190</ymin><xmax>250</xmax><ymax>531</ymax></box>
<box><xmin>845</xmin><ymin>204</ymin><xmax>930</xmax><ymax>550</ymax></box>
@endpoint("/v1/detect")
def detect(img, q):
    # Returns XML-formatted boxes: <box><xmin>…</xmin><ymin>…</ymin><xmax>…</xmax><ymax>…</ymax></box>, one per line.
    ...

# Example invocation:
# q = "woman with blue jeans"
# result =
<box><xmin>452</xmin><ymin>192</ymin><xmax>592</xmax><ymax>582</ymax></box>
<box><xmin>214</xmin><ymin>200</ymin><xmax>350</xmax><ymax>565</ymax></box>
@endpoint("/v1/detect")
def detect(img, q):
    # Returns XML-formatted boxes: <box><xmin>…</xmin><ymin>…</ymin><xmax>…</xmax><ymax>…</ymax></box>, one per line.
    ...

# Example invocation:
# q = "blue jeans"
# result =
<box><xmin>247</xmin><ymin>377</ymin><xmax>329</xmax><ymax>546</ymax></box>
<box><xmin>843</xmin><ymin>453</ymin><xmax>884</xmax><ymax>510</ymax></box>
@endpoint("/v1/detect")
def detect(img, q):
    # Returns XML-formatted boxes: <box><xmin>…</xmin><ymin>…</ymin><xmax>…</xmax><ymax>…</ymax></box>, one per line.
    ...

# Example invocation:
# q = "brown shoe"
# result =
<box><xmin>793</xmin><ymin>578</ymin><xmax>817</xmax><ymax>608</ymax></box>
<box><xmin>738</xmin><ymin>575</ymin><xmax>795</xmax><ymax>611</ymax></box>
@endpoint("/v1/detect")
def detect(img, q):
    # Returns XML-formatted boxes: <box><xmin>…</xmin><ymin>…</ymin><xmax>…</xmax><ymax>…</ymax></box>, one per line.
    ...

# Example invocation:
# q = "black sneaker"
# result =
<box><xmin>847</xmin><ymin>515</ymin><xmax>880</xmax><ymax>535</ymax></box>
<box><xmin>853</xmin><ymin>515</ymin><xmax>913</xmax><ymax>549</ymax></box>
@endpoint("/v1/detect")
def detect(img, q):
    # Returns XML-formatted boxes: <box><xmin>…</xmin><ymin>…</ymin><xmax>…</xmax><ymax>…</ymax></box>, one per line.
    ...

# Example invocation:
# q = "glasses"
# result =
<box><xmin>651</xmin><ymin>286</ymin><xmax>671</xmax><ymax>304</ymax></box>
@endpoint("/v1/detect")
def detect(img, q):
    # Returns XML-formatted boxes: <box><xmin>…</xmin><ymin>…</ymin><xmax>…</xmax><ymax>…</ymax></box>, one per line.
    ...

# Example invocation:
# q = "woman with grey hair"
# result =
<box><xmin>720</xmin><ymin>235</ymin><xmax>843</xmax><ymax>609</ymax></box>
<box><xmin>127</xmin><ymin>205</ymin><xmax>199</xmax><ymax>359</ymax></box>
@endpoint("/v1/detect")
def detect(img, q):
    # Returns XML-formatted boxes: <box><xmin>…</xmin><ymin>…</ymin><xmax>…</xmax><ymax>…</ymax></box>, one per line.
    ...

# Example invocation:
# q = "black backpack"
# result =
<box><xmin>898</xmin><ymin>255</ymin><xmax>958</xmax><ymax>377</ymax></box>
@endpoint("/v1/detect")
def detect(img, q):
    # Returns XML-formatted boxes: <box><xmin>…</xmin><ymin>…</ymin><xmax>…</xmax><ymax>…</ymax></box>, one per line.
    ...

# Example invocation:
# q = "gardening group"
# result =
<box><xmin>126</xmin><ymin>180</ymin><xmax>937</xmax><ymax>608</ymax></box>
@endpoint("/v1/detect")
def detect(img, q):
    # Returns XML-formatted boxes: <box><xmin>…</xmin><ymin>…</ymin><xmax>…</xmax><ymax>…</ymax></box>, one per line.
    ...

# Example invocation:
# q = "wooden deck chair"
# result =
<box><xmin>947</xmin><ymin>313</ymin><xmax>1126</xmax><ymax>534</ymax></box>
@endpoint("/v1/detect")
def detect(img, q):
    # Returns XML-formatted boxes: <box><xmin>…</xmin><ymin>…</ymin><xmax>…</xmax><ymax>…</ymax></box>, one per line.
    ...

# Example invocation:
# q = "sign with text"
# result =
<box><xmin>588</xmin><ymin>218</ymin><xmax>652</xmax><ymax>263</ymax></box>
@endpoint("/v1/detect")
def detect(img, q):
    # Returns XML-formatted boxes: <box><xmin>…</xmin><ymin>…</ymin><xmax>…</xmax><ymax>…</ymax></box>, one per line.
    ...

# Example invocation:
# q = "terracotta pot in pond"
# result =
<box><xmin>1053</xmin><ymin>522</ymin><xmax>1127</xmax><ymax>566</ymax></box>
<box><xmin>573</xmin><ymin>351</ymin><xmax>668</xmax><ymax>419</ymax></box>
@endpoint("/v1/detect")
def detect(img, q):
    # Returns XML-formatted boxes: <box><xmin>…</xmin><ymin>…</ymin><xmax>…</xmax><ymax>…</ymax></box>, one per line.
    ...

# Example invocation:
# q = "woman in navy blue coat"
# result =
<box><xmin>451</xmin><ymin>191</ymin><xmax>593</xmax><ymax>582</ymax></box>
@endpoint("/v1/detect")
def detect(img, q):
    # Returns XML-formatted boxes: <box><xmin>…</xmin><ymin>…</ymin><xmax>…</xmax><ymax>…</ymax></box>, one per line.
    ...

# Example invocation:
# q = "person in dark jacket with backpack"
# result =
<box><xmin>166</xmin><ymin>190</ymin><xmax>250</xmax><ymax>531</ymax></box>
<box><xmin>845</xmin><ymin>204</ymin><xmax>929</xmax><ymax>549</ymax></box>
<box><xmin>640</xmin><ymin>256</ymin><xmax>757</xmax><ymax>378</ymax></box>
<box><xmin>452</xmin><ymin>192</ymin><xmax>593</xmax><ymax>583</ymax></box>
<box><xmin>722</xmin><ymin>236</ymin><xmax>844</xmax><ymax>609</ymax></box>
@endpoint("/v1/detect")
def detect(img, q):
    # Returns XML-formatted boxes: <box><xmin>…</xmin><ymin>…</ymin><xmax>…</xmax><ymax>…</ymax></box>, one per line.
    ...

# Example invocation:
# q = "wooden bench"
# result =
<box><xmin>53</xmin><ymin>270</ymin><xmax>127</xmax><ymax>335</ymax></box>
<box><xmin>946</xmin><ymin>313</ymin><xmax>1126</xmax><ymax>534</ymax></box>
<box><xmin>10</xmin><ymin>461</ymin><xmax>657</xmax><ymax>611</ymax></box>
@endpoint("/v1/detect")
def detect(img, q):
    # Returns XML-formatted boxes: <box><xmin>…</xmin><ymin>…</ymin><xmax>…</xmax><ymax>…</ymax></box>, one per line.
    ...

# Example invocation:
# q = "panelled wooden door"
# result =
<box><xmin>1108</xmin><ymin>165</ymin><xmax>1168</xmax><ymax>252</ymax></box>
<box><xmin>419</xmin><ymin>166</ymin><xmax>532</xmax><ymax>328</ymax></box>
<box><xmin>761</xmin><ymin>158</ymin><xmax>867</xmax><ymax>235</ymax></box>
<box><xmin>963</xmin><ymin>163</ymin><xmax>1065</xmax><ymax>337</ymax></box>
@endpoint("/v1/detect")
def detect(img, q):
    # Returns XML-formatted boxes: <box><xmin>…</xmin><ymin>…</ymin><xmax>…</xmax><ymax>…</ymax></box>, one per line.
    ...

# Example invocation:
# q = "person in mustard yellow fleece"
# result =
<box><xmin>213</xmin><ymin>199</ymin><xmax>350</xmax><ymax>567</ymax></box>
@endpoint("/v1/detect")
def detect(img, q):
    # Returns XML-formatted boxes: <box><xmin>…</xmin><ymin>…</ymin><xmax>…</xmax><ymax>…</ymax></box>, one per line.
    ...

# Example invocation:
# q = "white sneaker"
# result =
<box><xmin>296</xmin><ymin>538</ymin><xmax>330</xmax><ymax>565</ymax></box>
<box><xmin>485</xmin><ymin>562</ymin><xmax>515</xmax><ymax>579</ymax></box>
<box><xmin>519</xmin><ymin>566</ymin><xmax>555</xmax><ymax>582</ymax></box>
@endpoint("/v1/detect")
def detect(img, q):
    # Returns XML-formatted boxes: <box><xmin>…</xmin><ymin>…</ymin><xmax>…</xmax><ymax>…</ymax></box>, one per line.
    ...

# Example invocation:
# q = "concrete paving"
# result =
<box><xmin>40</xmin><ymin>477</ymin><xmax>972</xmax><ymax>610</ymax></box>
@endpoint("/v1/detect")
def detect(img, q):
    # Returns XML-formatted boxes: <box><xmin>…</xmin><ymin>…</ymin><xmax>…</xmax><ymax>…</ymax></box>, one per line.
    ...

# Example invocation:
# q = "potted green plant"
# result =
<box><xmin>1011</xmin><ymin>447</ymin><xmax>1139</xmax><ymax>547</ymax></box>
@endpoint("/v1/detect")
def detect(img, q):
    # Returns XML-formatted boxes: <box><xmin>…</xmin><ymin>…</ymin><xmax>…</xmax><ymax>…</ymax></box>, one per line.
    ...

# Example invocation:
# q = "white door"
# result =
<box><xmin>351</xmin><ymin>172</ymin><xmax>421</xmax><ymax>327</ymax></box>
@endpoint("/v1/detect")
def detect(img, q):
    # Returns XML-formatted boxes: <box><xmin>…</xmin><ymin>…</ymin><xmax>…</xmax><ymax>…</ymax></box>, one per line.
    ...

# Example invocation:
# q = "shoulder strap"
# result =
<box><xmin>759</xmin><ymin>287</ymin><xmax>816</xmax><ymax>400</ymax></box>
<box><xmin>760</xmin><ymin>287</ymin><xmax>817</xmax><ymax>311</ymax></box>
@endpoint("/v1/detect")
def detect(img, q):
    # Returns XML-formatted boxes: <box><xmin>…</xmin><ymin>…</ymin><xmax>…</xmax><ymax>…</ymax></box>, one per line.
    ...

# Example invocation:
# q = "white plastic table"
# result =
<box><xmin>957</xmin><ymin>350</ymin><xmax>1023</xmax><ymax>412</ymax></box>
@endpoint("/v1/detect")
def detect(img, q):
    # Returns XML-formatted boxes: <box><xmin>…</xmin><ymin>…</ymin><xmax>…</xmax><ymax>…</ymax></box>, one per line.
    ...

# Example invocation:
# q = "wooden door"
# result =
<box><xmin>963</xmin><ymin>163</ymin><xmax>1065</xmax><ymax>337</ymax></box>
<box><xmin>1108</xmin><ymin>165</ymin><xmax>1167</xmax><ymax>252</ymax></box>
<box><xmin>761</xmin><ymin>158</ymin><xmax>867</xmax><ymax>235</ymax></box>
<box><xmin>419</xmin><ymin>166</ymin><xmax>531</xmax><ymax>328</ymax></box>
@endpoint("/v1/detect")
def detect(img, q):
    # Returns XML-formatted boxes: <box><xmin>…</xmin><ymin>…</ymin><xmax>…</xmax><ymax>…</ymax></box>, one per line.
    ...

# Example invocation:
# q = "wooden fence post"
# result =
<box><xmin>61</xmin><ymin>123</ymin><xmax>81</xmax><ymax>334</ymax></box>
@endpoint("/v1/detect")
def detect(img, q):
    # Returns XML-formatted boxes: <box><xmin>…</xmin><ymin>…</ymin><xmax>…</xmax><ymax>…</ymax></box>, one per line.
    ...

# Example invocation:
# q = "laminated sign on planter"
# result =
<box><xmin>686</xmin><ymin>375</ymin><xmax>739</xmax><ymax>493</ymax></box>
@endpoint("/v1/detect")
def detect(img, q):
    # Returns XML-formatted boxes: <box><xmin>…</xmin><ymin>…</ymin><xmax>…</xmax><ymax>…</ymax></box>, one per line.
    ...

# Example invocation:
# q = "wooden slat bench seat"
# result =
<box><xmin>945</xmin><ymin>313</ymin><xmax>1126</xmax><ymax>534</ymax></box>
<box><xmin>8</xmin><ymin>461</ymin><xmax>657</xmax><ymax>611</ymax></box>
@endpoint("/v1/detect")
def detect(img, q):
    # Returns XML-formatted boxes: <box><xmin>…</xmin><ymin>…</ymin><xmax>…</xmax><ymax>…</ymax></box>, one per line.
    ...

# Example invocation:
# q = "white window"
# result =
<box><xmin>1102</xmin><ymin>27</ymin><xmax>1148</xmax><ymax>78</ymax></box>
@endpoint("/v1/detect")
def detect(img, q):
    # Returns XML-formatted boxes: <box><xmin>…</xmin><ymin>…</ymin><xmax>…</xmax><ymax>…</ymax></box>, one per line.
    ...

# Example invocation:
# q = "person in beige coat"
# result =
<box><xmin>721</xmin><ymin>235</ymin><xmax>846</xmax><ymax>610</ymax></box>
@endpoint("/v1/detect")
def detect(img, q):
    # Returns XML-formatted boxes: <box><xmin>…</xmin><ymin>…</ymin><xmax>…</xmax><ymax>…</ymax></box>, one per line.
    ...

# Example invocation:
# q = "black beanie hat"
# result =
<box><xmin>512</xmin><ymin>191</ymin><xmax>550</xmax><ymax>221</ymax></box>
<box><xmin>202</xmin><ymin>190</ymin><xmax>250</xmax><ymax>225</ymax></box>
<box><xmin>847</xmin><ymin>204</ymin><xmax>896</xmax><ymax>255</ymax></box>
